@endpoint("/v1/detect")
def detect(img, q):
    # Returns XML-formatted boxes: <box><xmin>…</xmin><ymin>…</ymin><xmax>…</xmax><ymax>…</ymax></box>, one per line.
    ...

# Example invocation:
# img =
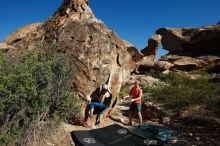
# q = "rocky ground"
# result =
<box><xmin>36</xmin><ymin>99</ymin><xmax>151</xmax><ymax>146</ymax></box>
<box><xmin>37</xmin><ymin>99</ymin><xmax>220</xmax><ymax>146</ymax></box>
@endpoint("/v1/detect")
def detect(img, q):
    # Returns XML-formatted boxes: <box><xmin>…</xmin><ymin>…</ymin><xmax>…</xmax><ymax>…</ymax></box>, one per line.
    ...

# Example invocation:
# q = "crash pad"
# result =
<box><xmin>71</xmin><ymin>124</ymin><xmax>172</xmax><ymax>146</ymax></box>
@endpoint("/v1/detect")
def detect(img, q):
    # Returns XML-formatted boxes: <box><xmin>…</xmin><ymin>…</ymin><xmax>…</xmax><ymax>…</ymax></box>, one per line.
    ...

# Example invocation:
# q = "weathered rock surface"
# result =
<box><xmin>127</xmin><ymin>75</ymin><xmax>160</xmax><ymax>86</ymax></box>
<box><xmin>158</xmin><ymin>54</ymin><xmax>220</xmax><ymax>71</ymax></box>
<box><xmin>156</xmin><ymin>23</ymin><xmax>220</xmax><ymax>54</ymax></box>
<box><xmin>155</xmin><ymin>60</ymin><xmax>174</xmax><ymax>71</ymax></box>
<box><xmin>139</xmin><ymin>35</ymin><xmax>161</xmax><ymax>71</ymax></box>
<box><xmin>4</xmin><ymin>23</ymin><xmax>43</xmax><ymax>50</ymax></box>
<box><xmin>0</xmin><ymin>43</ymin><xmax>16</xmax><ymax>52</ymax></box>
<box><xmin>155</xmin><ymin>23</ymin><xmax>220</xmax><ymax>71</ymax></box>
<box><xmin>3</xmin><ymin>0</ymin><xmax>143</xmax><ymax>121</ymax></box>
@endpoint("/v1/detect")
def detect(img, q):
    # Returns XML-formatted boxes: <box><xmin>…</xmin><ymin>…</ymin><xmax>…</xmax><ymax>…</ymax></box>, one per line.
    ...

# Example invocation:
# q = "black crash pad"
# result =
<box><xmin>71</xmin><ymin>124</ymin><xmax>170</xmax><ymax>146</ymax></box>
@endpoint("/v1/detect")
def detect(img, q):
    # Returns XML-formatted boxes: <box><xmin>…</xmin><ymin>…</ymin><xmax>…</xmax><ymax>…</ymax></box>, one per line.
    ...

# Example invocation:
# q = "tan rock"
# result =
<box><xmin>3</xmin><ymin>0</ymin><xmax>143</xmax><ymax>122</ymax></box>
<box><xmin>156</xmin><ymin>23</ymin><xmax>220</xmax><ymax>54</ymax></box>
<box><xmin>138</xmin><ymin>75</ymin><xmax>160</xmax><ymax>85</ymax></box>
<box><xmin>172</xmin><ymin>58</ymin><xmax>199</xmax><ymax>71</ymax></box>
<box><xmin>4</xmin><ymin>23</ymin><xmax>43</xmax><ymax>50</ymax></box>
<box><xmin>140</xmin><ymin>35</ymin><xmax>162</xmax><ymax>69</ymax></box>
<box><xmin>158</xmin><ymin>54</ymin><xmax>220</xmax><ymax>71</ymax></box>
<box><xmin>156</xmin><ymin>60</ymin><xmax>174</xmax><ymax>71</ymax></box>
<box><xmin>162</xmin><ymin>70</ymin><xmax>169</xmax><ymax>74</ymax></box>
<box><xmin>156</xmin><ymin>23</ymin><xmax>220</xmax><ymax>71</ymax></box>
<box><xmin>0</xmin><ymin>43</ymin><xmax>16</xmax><ymax>51</ymax></box>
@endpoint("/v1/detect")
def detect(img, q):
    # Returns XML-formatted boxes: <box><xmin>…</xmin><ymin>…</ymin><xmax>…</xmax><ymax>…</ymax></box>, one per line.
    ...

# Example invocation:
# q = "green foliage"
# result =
<box><xmin>143</xmin><ymin>72</ymin><xmax>220</xmax><ymax>111</ymax></box>
<box><xmin>0</xmin><ymin>51</ymin><xmax>81</xmax><ymax>145</ymax></box>
<box><xmin>119</xmin><ymin>83</ymin><xmax>131</xmax><ymax>98</ymax></box>
<box><xmin>145</xmin><ymin>69</ymin><xmax>175</xmax><ymax>81</ymax></box>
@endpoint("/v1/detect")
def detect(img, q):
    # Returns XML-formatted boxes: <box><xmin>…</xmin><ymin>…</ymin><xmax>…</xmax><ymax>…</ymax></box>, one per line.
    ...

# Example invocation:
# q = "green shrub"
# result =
<box><xmin>145</xmin><ymin>69</ymin><xmax>176</xmax><ymax>81</ymax></box>
<box><xmin>0</xmin><ymin>51</ymin><xmax>81</xmax><ymax>145</ymax></box>
<box><xmin>143</xmin><ymin>72</ymin><xmax>220</xmax><ymax>111</ymax></box>
<box><xmin>119</xmin><ymin>83</ymin><xmax>131</xmax><ymax>98</ymax></box>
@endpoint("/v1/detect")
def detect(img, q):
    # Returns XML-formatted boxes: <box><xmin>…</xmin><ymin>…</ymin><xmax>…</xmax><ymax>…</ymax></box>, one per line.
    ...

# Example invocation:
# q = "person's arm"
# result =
<box><xmin>99</xmin><ymin>92</ymin><xmax>109</xmax><ymax>103</ymax></box>
<box><xmin>123</xmin><ymin>95</ymin><xmax>130</xmax><ymax>100</ymax></box>
<box><xmin>100</xmin><ymin>96</ymin><xmax>105</xmax><ymax>103</ymax></box>
<box><xmin>131</xmin><ymin>96</ymin><xmax>141</xmax><ymax>102</ymax></box>
<box><xmin>99</xmin><ymin>94</ymin><xmax>104</xmax><ymax>102</ymax></box>
<box><xmin>124</xmin><ymin>87</ymin><xmax>133</xmax><ymax>100</ymax></box>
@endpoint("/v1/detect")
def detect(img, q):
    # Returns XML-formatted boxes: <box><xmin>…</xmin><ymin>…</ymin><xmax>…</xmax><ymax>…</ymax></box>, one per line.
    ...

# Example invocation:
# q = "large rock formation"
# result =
<box><xmin>156</xmin><ymin>23</ymin><xmax>220</xmax><ymax>71</ymax></box>
<box><xmin>3</xmin><ymin>0</ymin><xmax>143</xmax><ymax>119</ymax></box>
<box><xmin>141</xmin><ymin>35</ymin><xmax>161</xmax><ymax>59</ymax></box>
<box><xmin>4</xmin><ymin>23</ymin><xmax>43</xmax><ymax>49</ymax></box>
<box><xmin>138</xmin><ymin>35</ymin><xmax>161</xmax><ymax>72</ymax></box>
<box><xmin>156</xmin><ymin>23</ymin><xmax>220</xmax><ymax>54</ymax></box>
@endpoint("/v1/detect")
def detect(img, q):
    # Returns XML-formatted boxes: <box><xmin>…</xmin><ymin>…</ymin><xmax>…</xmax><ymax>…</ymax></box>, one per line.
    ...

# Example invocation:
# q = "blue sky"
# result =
<box><xmin>1</xmin><ymin>0</ymin><xmax>220</xmax><ymax>59</ymax></box>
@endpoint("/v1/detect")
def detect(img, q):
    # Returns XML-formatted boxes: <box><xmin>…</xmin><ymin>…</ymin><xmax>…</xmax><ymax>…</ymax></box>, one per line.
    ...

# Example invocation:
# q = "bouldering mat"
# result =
<box><xmin>71</xmin><ymin>124</ymin><xmax>169</xmax><ymax>146</ymax></box>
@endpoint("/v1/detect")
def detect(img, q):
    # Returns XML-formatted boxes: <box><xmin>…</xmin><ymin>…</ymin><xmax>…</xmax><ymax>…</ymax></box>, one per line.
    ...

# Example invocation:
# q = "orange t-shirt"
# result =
<box><xmin>129</xmin><ymin>86</ymin><xmax>142</xmax><ymax>103</ymax></box>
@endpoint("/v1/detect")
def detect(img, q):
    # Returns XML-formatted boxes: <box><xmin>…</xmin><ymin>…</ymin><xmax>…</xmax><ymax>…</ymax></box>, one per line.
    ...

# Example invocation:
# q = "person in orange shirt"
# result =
<box><xmin>126</xmin><ymin>80</ymin><xmax>143</xmax><ymax>126</ymax></box>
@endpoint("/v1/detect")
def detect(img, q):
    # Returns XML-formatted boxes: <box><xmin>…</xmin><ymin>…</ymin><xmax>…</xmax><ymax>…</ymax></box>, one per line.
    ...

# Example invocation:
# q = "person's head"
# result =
<box><xmin>100</xmin><ymin>84</ymin><xmax>108</xmax><ymax>95</ymax></box>
<box><xmin>102</xmin><ymin>84</ymin><xmax>108</xmax><ymax>90</ymax></box>
<box><xmin>134</xmin><ymin>80</ymin><xmax>140</xmax><ymax>87</ymax></box>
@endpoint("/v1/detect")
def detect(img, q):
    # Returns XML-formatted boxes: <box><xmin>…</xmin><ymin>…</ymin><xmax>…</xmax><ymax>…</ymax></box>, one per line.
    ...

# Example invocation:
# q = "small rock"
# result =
<box><xmin>46</xmin><ymin>141</ymin><xmax>55</xmax><ymax>146</ymax></box>
<box><xmin>171</xmin><ymin>139</ymin><xmax>189</xmax><ymax>145</ymax></box>
<box><xmin>162</xmin><ymin>117</ymin><xmax>170</xmax><ymax>125</ymax></box>
<box><xmin>162</xmin><ymin>70</ymin><xmax>170</xmax><ymax>74</ymax></box>
<box><xmin>170</xmin><ymin>139</ymin><xmax>178</xmax><ymax>144</ymax></box>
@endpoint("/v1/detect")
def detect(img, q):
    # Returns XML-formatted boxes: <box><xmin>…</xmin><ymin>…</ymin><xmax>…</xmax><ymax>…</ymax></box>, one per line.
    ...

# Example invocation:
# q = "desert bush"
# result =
<box><xmin>145</xmin><ymin>69</ymin><xmax>176</xmax><ymax>81</ymax></box>
<box><xmin>142</xmin><ymin>72</ymin><xmax>220</xmax><ymax>112</ymax></box>
<box><xmin>119</xmin><ymin>83</ymin><xmax>131</xmax><ymax>98</ymax></box>
<box><xmin>0</xmin><ymin>50</ymin><xmax>81</xmax><ymax>145</ymax></box>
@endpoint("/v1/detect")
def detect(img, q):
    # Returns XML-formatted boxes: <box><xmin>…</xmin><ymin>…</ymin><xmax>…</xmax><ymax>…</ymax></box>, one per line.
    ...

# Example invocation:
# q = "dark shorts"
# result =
<box><xmin>129</xmin><ymin>102</ymin><xmax>142</xmax><ymax>112</ymax></box>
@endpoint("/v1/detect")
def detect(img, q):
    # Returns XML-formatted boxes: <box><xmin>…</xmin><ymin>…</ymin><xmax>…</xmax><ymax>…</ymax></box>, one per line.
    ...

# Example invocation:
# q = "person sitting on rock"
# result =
<box><xmin>86</xmin><ymin>84</ymin><xmax>112</xmax><ymax>125</ymax></box>
<box><xmin>124</xmin><ymin>80</ymin><xmax>143</xmax><ymax>126</ymax></box>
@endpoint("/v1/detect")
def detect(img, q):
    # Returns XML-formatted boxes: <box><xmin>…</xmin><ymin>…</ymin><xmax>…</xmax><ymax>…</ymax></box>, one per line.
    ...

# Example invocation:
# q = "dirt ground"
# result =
<box><xmin>35</xmin><ymin>99</ymin><xmax>220</xmax><ymax>146</ymax></box>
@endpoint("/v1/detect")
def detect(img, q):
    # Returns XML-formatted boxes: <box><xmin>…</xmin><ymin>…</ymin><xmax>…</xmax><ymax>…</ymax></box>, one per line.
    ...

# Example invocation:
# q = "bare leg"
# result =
<box><xmin>89</xmin><ymin>108</ymin><xmax>94</xmax><ymax>117</ymax></box>
<box><xmin>85</xmin><ymin>108</ymin><xmax>94</xmax><ymax>127</ymax></box>
<box><xmin>97</xmin><ymin>114</ymin><xmax>103</xmax><ymax>124</ymax></box>
<box><xmin>138</xmin><ymin>112</ymin><xmax>143</xmax><ymax>125</ymax></box>
<box><xmin>128</xmin><ymin>111</ymin><xmax>133</xmax><ymax>126</ymax></box>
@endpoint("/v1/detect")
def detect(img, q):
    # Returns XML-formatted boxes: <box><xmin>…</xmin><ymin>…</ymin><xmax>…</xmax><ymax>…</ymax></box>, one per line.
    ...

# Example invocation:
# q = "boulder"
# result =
<box><xmin>156</xmin><ymin>23</ymin><xmax>220</xmax><ymax>55</ymax></box>
<box><xmin>171</xmin><ymin>57</ymin><xmax>201</xmax><ymax>71</ymax></box>
<box><xmin>141</xmin><ymin>35</ymin><xmax>161</xmax><ymax>58</ymax></box>
<box><xmin>139</xmin><ymin>35</ymin><xmax>161</xmax><ymax>70</ymax></box>
<box><xmin>3</xmin><ymin>0</ymin><xmax>143</xmax><ymax>122</ymax></box>
<box><xmin>156</xmin><ymin>60</ymin><xmax>174</xmax><ymax>71</ymax></box>
<box><xmin>158</xmin><ymin>54</ymin><xmax>220</xmax><ymax>71</ymax></box>
<box><xmin>154</xmin><ymin>23</ymin><xmax>220</xmax><ymax>71</ymax></box>
<box><xmin>138</xmin><ymin>75</ymin><xmax>160</xmax><ymax>85</ymax></box>
<box><xmin>4</xmin><ymin>23</ymin><xmax>43</xmax><ymax>50</ymax></box>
